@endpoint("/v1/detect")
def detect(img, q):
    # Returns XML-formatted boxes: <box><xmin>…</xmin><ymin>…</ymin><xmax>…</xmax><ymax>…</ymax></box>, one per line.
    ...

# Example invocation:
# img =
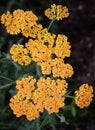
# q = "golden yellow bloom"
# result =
<box><xmin>54</xmin><ymin>34</ymin><xmax>71</xmax><ymax>59</ymax></box>
<box><xmin>26</xmin><ymin>39</ymin><xmax>53</xmax><ymax>64</ymax></box>
<box><xmin>13</xmin><ymin>9</ymin><xmax>26</xmax><ymax>32</ymax></box>
<box><xmin>9</xmin><ymin>76</ymin><xmax>41</xmax><ymax>121</ymax></box>
<box><xmin>1</xmin><ymin>9</ymin><xmax>38</xmax><ymax>35</ymax></box>
<box><xmin>44</xmin><ymin>4</ymin><xmax>69</xmax><ymax>20</ymax></box>
<box><xmin>22</xmin><ymin>23</ymin><xmax>43</xmax><ymax>38</ymax></box>
<box><xmin>75</xmin><ymin>84</ymin><xmax>94</xmax><ymax>108</ymax></box>
<box><xmin>10</xmin><ymin>44</ymin><xmax>31</xmax><ymax>66</ymax></box>
<box><xmin>39</xmin><ymin>61</ymin><xmax>51</xmax><ymax>75</ymax></box>
<box><xmin>10</xmin><ymin>76</ymin><xmax>68</xmax><ymax>120</ymax></box>
<box><xmin>51</xmin><ymin>58</ymin><xmax>74</xmax><ymax>78</ymax></box>
<box><xmin>16</xmin><ymin>76</ymin><xmax>36</xmax><ymax>98</ymax></box>
<box><xmin>33</xmin><ymin>77</ymin><xmax>68</xmax><ymax>114</ymax></box>
<box><xmin>37</xmin><ymin>28</ymin><xmax>56</xmax><ymax>48</ymax></box>
<box><xmin>24</xmin><ymin>11</ymin><xmax>38</xmax><ymax>27</ymax></box>
<box><xmin>1</xmin><ymin>9</ymin><xmax>25</xmax><ymax>34</ymax></box>
<box><xmin>39</xmin><ymin>58</ymin><xmax>74</xmax><ymax>78</ymax></box>
<box><xmin>25</xmin><ymin>32</ymin><xmax>73</xmax><ymax>77</ymax></box>
<box><xmin>1</xmin><ymin>11</ymin><xmax>12</xmax><ymax>26</ymax></box>
<box><xmin>26</xmin><ymin>33</ymin><xmax>70</xmax><ymax>61</ymax></box>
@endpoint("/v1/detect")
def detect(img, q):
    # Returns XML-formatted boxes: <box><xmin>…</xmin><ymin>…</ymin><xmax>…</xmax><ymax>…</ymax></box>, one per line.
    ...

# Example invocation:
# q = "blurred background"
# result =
<box><xmin>0</xmin><ymin>0</ymin><xmax>95</xmax><ymax>130</ymax></box>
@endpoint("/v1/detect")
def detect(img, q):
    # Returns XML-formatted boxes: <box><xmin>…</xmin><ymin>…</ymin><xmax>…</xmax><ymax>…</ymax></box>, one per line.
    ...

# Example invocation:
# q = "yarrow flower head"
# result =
<box><xmin>10</xmin><ymin>76</ymin><xmax>68</xmax><ymax>120</ymax></box>
<box><xmin>44</xmin><ymin>4</ymin><xmax>69</xmax><ymax>20</ymax></box>
<box><xmin>22</xmin><ymin>23</ymin><xmax>43</xmax><ymax>38</ymax></box>
<box><xmin>9</xmin><ymin>76</ymin><xmax>40</xmax><ymax>121</ymax></box>
<box><xmin>9</xmin><ymin>26</ymin><xmax>74</xmax><ymax>78</ymax></box>
<box><xmin>26</xmin><ymin>33</ymin><xmax>74</xmax><ymax>78</ymax></box>
<box><xmin>50</xmin><ymin>58</ymin><xmax>74</xmax><ymax>78</ymax></box>
<box><xmin>34</xmin><ymin>77</ymin><xmax>68</xmax><ymax>114</ymax></box>
<box><xmin>1</xmin><ymin>9</ymin><xmax>38</xmax><ymax>35</ymax></box>
<box><xmin>10</xmin><ymin>44</ymin><xmax>31</xmax><ymax>66</ymax></box>
<box><xmin>75</xmin><ymin>84</ymin><xmax>94</xmax><ymax>108</ymax></box>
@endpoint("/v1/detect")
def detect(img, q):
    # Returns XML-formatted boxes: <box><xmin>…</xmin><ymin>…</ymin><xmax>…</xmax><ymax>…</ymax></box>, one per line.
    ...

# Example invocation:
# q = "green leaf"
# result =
<box><xmin>36</xmin><ymin>118</ymin><xmax>41</xmax><ymax>130</ymax></box>
<box><xmin>9</xmin><ymin>89</ymin><xmax>17</xmax><ymax>96</ymax></box>
<box><xmin>17</xmin><ymin>37</ymin><xmax>24</xmax><ymax>44</ymax></box>
<box><xmin>48</xmin><ymin>115</ymin><xmax>56</xmax><ymax>130</ymax></box>
<box><xmin>71</xmin><ymin>106</ymin><xmax>76</xmax><ymax>117</ymax></box>
<box><xmin>36</xmin><ymin>65</ymin><xmax>42</xmax><ymax>78</ymax></box>
<box><xmin>60</xmin><ymin>115</ymin><xmax>65</xmax><ymax>123</ymax></box>
<box><xmin>11</xmin><ymin>61</ymin><xmax>21</xmax><ymax>71</ymax></box>
<box><xmin>41</xmin><ymin>115</ymin><xmax>49</xmax><ymax>128</ymax></box>
<box><xmin>0</xmin><ymin>83</ymin><xmax>13</xmax><ymax>89</ymax></box>
<box><xmin>29</xmin><ymin>120</ymin><xmax>36</xmax><ymax>130</ymax></box>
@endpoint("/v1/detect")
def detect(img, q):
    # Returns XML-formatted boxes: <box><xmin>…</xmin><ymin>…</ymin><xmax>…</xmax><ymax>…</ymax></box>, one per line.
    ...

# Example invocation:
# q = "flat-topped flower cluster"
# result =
<box><xmin>10</xmin><ymin>76</ymin><xmax>68</xmax><ymax>121</ymax></box>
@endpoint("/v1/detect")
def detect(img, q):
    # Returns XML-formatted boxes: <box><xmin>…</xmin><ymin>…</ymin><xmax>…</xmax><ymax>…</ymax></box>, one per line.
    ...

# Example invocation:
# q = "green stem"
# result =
<box><xmin>48</xmin><ymin>115</ymin><xmax>56</xmax><ymax>130</ymax></box>
<box><xmin>0</xmin><ymin>81</ymin><xmax>15</xmax><ymax>89</ymax></box>
<box><xmin>64</xmin><ymin>95</ymin><xmax>74</xmax><ymax>99</ymax></box>
<box><xmin>0</xmin><ymin>58</ymin><xmax>10</xmax><ymax>61</ymax></box>
<box><xmin>36</xmin><ymin>65</ymin><xmax>42</xmax><ymax>78</ymax></box>
<box><xmin>48</xmin><ymin>19</ymin><xmax>55</xmax><ymax>31</ymax></box>
<box><xmin>55</xmin><ymin>114</ymin><xmax>66</xmax><ymax>123</ymax></box>
<box><xmin>6</xmin><ymin>0</ymin><xmax>16</xmax><ymax>11</ymax></box>
<box><xmin>55</xmin><ymin>113</ymin><xmax>60</xmax><ymax>119</ymax></box>
<box><xmin>0</xmin><ymin>54</ymin><xmax>11</xmax><ymax>61</ymax></box>
<box><xmin>0</xmin><ymin>76</ymin><xmax>13</xmax><ymax>82</ymax></box>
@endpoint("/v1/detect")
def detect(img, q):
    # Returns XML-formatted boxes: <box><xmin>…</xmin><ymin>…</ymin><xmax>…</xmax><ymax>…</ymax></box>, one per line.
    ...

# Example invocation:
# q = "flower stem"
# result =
<box><xmin>64</xmin><ymin>95</ymin><xmax>74</xmax><ymax>99</ymax></box>
<box><xmin>0</xmin><ymin>76</ymin><xmax>13</xmax><ymax>82</ymax></box>
<box><xmin>0</xmin><ymin>82</ymin><xmax>14</xmax><ymax>89</ymax></box>
<box><xmin>36</xmin><ymin>65</ymin><xmax>42</xmax><ymax>78</ymax></box>
<box><xmin>55</xmin><ymin>113</ymin><xmax>60</xmax><ymax>118</ymax></box>
<box><xmin>48</xmin><ymin>19</ymin><xmax>55</xmax><ymax>31</ymax></box>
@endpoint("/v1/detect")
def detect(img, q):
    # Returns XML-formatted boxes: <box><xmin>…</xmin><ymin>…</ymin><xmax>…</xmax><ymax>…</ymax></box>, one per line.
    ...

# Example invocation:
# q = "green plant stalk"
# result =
<box><xmin>48</xmin><ymin>19</ymin><xmax>55</xmax><ymax>31</ymax></box>
<box><xmin>0</xmin><ymin>75</ymin><xmax>13</xmax><ymax>82</ymax></box>
<box><xmin>64</xmin><ymin>95</ymin><xmax>74</xmax><ymax>99</ymax></box>
<box><xmin>36</xmin><ymin>65</ymin><xmax>42</xmax><ymax>78</ymax></box>
<box><xmin>48</xmin><ymin>114</ymin><xmax>56</xmax><ymax>130</ymax></box>
<box><xmin>0</xmin><ymin>81</ymin><xmax>15</xmax><ymax>89</ymax></box>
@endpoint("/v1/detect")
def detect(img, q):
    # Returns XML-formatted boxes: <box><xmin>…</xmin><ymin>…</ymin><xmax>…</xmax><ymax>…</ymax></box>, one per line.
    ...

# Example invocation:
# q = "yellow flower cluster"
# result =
<box><xmin>34</xmin><ymin>77</ymin><xmax>68</xmax><ymax>114</ymax></box>
<box><xmin>44</xmin><ymin>4</ymin><xmax>69</xmax><ymax>20</ymax></box>
<box><xmin>22</xmin><ymin>23</ymin><xmax>43</xmax><ymax>38</ymax></box>
<box><xmin>10</xmin><ymin>44</ymin><xmax>31</xmax><ymax>66</ymax></box>
<box><xmin>9</xmin><ymin>27</ymin><xmax>74</xmax><ymax>77</ymax></box>
<box><xmin>9</xmin><ymin>76</ymin><xmax>40</xmax><ymax>121</ymax></box>
<box><xmin>50</xmin><ymin>58</ymin><xmax>73</xmax><ymax>78</ymax></box>
<box><xmin>26</xmin><ymin>32</ymin><xmax>74</xmax><ymax>78</ymax></box>
<box><xmin>1</xmin><ymin>9</ymin><xmax>73</xmax><ymax>77</ymax></box>
<box><xmin>75</xmin><ymin>84</ymin><xmax>94</xmax><ymax>108</ymax></box>
<box><xmin>54</xmin><ymin>34</ymin><xmax>71</xmax><ymax>59</ymax></box>
<box><xmin>1</xmin><ymin>9</ymin><xmax>38</xmax><ymax>35</ymax></box>
<box><xmin>25</xmin><ymin>28</ymin><xmax>55</xmax><ymax>63</ymax></box>
<box><xmin>9</xmin><ymin>76</ymin><xmax>68</xmax><ymax>120</ymax></box>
